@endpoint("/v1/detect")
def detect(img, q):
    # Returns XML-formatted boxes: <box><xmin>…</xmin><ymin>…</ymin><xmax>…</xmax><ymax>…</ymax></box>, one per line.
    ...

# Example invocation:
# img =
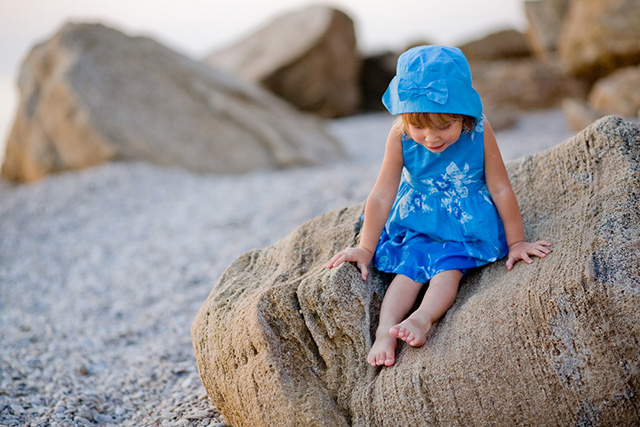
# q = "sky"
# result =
<box><xmin>0</xmin><ymin>0</ymin><xmax>528</xmax><ymax>154</ymax></box>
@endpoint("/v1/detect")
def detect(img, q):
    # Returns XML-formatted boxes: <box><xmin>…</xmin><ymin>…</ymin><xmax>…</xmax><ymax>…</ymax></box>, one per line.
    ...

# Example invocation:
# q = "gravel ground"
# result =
<box><xmin>0</xmin><ymin>110</ymin><xmax>573</xmax><ymax>426</ymax></box>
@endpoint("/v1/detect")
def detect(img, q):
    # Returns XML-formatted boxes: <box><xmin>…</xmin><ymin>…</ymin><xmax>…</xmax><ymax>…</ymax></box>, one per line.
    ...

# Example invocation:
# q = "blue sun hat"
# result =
<box><xmin>382</xmin><ymin>45</ymin><xmax>483</xmax><ymax>120</ymax></box>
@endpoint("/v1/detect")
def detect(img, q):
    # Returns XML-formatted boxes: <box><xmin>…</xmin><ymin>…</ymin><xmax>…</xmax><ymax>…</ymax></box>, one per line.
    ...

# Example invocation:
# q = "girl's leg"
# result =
<box><xmin>390</xmin><ymin>269</ymin><xmax>462</xmax><ymax>347</ymax></box>
<box><xmin>368</xmin><ymin>274</ymin><xmax>423</xmax><ymax>367</ymax></box>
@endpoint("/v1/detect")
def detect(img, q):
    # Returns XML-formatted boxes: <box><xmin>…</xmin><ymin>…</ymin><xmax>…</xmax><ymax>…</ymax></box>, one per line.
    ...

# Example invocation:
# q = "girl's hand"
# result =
<box><xmin>325</xmin><ymin>247</ymin><xmax>374</xmax><ymax>281</ymax></box>
<box><xmin>506</xmin><ymin>240</ymin><xmax>551</xmax><ymax>271</ymax></box>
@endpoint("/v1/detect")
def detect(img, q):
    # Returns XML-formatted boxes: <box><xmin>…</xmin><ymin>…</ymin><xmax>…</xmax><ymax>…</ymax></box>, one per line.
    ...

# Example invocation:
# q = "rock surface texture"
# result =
<box><xmin>192</xmin><ymin>116</ymin><xmax>640</xmax><ymax>426</ymax></box>
<box><xmin>205</xmin><ymin>6</ymin><xmax>361</xmax><ymax>119</ymax></box>
<box><xmin>2</xmin><ymin>22</ymin><xmax>342</xmax><ymax>182</ymax></box>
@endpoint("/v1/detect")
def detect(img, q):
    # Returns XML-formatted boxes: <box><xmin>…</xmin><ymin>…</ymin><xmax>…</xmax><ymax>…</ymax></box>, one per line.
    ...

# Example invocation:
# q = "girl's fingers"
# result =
<box><xmin>506</xmin><ymin>257</ymin><xmax>515</xmax><ymax>271</ymax></box>
<box><xmin>536</xmin><ymin>248</ymin><xmax>549</xmax><ymax>257</ymax></box>
<box><xmin>358</xmin><ymin>262</ymin><xmax>369</xmax><ymax>281</ymax></box>
<box><xmin>534</xmin><ymin>241</ymin><xmax>552</xmax><ymax>251</ymax></box>
<box><xmin>325</xmin><ymin>254</ymin><xmax>344</xmax><ymax>268</ymax></box>
<box><xmin>506</xmin><ymin>241</ymin><xmax>552</xmax><ymax>271</ymax></box>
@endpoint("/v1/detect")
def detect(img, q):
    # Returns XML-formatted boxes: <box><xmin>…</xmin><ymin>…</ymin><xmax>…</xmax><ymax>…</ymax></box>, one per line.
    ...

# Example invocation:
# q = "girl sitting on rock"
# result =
<box><xmin>325</xmin><ymin>45</ymin><xmax>551</xmax><ymax>367</ymax></box>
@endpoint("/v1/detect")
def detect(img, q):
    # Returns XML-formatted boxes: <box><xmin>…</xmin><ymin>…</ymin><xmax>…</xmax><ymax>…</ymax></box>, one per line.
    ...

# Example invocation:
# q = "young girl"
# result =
<box><xmin>325</xmin><ymin>45</ymin><xmax>551</xmax><ymax>367</ymax></box>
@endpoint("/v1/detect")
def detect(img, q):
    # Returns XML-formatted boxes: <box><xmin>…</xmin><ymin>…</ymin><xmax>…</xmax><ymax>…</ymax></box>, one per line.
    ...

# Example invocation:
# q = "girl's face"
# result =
<box><xmin>407</xmin><ymin>120</ymin><xmax>463</xmax><ymax>153</ymax></box>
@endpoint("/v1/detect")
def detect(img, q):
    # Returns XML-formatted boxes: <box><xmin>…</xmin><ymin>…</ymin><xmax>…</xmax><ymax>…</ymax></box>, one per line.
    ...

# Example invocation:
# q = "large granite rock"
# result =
<box><xmin>192</xmin><ymin>116</ymin><xmax>640</xmax><ymax>426</ymax></box>
<box><xmin>204</xmin><ymin>6</ymin><xmax>360</xmax><ymax>119</ymax></box>
<box><xmin>558</xmin><ymin>0</ymin><xmax>640</xmax><ymax>80</ymax></box>
<box><xmin>2</xmin><ymin>22</ymin><xmax>342</xmax><ymax>182</ymax></box>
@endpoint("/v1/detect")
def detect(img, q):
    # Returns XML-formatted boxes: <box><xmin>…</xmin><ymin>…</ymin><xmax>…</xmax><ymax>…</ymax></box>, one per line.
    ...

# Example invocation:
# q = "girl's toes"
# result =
<box><xmin>373</xmin><ymin>353</ymin><xmax>382</xmax><ymax>365</ymax></box>
<box><xmin>384</xmin><ymin>353</ymin><xmax>395</xmax><ymax>366</ymax></box>
<box><xmin>389</xmin><ymin>326</ymin><xmax>400</xmax><ymax>339</ymax></box>
<box><xmin>400</xmin><ymin>330</ymin><xmax>413</xmax><ymax>343</ymax></box>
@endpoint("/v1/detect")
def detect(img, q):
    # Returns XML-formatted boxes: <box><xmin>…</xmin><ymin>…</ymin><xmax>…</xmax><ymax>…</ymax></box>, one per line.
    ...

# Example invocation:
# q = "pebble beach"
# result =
<box><xmin>0</xmin><ymin>109</ymin><xmax>575</xmax><ymax>426</ymax></box>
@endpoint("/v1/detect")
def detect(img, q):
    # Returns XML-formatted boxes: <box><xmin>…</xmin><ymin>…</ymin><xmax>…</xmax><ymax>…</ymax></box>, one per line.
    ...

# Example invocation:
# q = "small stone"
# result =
<box><xmin>10</xmin><ymin>404</ymin><xmax>25</xmax><ymax>414</ymax></box>
<box><xmin>94</xmin><ymin>413</ymin><xmax>114</xmax><ymax>423</ymax></box>
<box><xmin>75</xmin><ymin>364</ymin><xmax>90</xmax><ymax>376</ymax></box>
<box><xmin>77</xmin><ymin>409</ymin><xmax>93</xmax><ymax>421</ymax></box>
<box><xmin>73</xmin><ymin>416</ymin><xmax>92</xmax><ymax>426</ymax></box>
<box><xmin>185</xmin><ymin>410</ymin><xmax>210</xmax><ymax>420</ymax></box>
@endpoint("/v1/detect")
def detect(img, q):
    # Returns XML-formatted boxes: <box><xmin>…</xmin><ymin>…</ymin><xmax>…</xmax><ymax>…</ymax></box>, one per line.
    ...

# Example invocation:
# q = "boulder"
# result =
<box><xmin>470</xmin><ymin>58</ymin><xmax>587</xmax><ymax>129</ymax></box>
<box><xmin>2</xmin><ymin>22</ymin><xmax>343</xmax><ymax>183</ymax></box>
<box><xmin>458</xmin><ymin>29</ymin><xmax>531</xmax><ymax>61</ymax></box>
<box><xmin>192</xmin><ymin>116</ymin><xmax>640</xmax><ymax>426</ymax></box>
<box><xmin>563</xmin><ymin>65</ymin><xmax>640</xmax><ymax>131</ymax></box>
<box><xmin>358</xmin><ymin>51</ymin><xmax>398</xmax><ymax>112</ymax></box>
<box><xmin>204</xmin><ymin>6</ymin><xmax>361</xmax><ymax>119</ymax></box>
<box><xmin>588</xmin><ymin>65</ymin><xmax>640</xmax><ymax>119</ymax></box>
<box><xmin>561</xmin><ymin>98</ymin><xmax>602</xmax><ymax>132</ymax></box>
<box><xmin>524</xmin><ymin>0</ymin><xmax>569</xmax><ymax>59</ymax></box>
<box><xmin>558</xmin><ymin>0</ymin><xmax>640</xmax><ymax>81</ymax></box>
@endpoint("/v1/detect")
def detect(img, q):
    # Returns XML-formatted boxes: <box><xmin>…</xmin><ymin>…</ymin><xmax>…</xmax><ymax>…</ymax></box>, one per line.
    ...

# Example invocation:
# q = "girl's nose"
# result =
<box><xmin>425</xmin><ymin>132</ymin><xmax>439</xmax><ymax>143</ymax></box>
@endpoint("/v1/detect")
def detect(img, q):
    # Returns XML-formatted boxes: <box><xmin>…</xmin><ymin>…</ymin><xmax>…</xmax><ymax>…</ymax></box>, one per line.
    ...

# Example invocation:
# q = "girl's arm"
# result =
<box><xmin>325</xmin><ymin>128</ymin><xmax>404</xmax><ymax>280</ymax></box>
<box><xmin>483</xmin><ymin>119</ymin><xmax>551</xmax><ymax>270</ymax></box>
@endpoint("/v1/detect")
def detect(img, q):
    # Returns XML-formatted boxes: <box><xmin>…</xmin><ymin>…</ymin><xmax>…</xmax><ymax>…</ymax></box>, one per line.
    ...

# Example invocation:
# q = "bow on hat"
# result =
<box><xmin>396</xmin><ymin>78</ymin><xmax>448</xmax><ymax>105</ymax></box>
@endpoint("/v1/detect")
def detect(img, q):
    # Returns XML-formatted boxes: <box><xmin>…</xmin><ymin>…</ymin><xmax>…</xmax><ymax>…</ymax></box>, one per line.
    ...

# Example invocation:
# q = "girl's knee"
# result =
<box><xmin>431</xmin><ymin>269</ymin><xmax>462</xmax><ymax>283</ymax></box>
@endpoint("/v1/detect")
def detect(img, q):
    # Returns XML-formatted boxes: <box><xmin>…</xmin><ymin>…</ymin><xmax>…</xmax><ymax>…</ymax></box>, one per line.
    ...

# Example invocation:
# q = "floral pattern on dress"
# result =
<box><xmin>372</xmin><ymin>117</ymin><xmax>508</xmax><ymax>284</ymax></box>
<box><xmin>438</xmin><ymin>162</ymin><xmax>475</xmax><ymax>223</ymax></box>
<box><xmin>401</xmin><ymin>161</ymin><xmax>475</xmax><ymax>224</ymax></box>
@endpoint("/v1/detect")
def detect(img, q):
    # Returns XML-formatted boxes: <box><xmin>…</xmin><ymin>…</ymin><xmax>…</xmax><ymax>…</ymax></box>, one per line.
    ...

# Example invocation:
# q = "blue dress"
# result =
<box><xmin>373</xmin><ymin>118</ymin><xmax>508</xmax><ymax>283</ymax></box>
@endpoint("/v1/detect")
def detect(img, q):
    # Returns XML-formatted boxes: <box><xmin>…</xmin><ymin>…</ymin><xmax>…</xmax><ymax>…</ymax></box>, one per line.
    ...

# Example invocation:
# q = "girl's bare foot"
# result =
<box><xmin>389</xmin><ymin>311</ymin><xmax>432</xmax><ymax>347</ymax></box>
<box><xmin>367</xmin><ymin>332</ymin><xmax>397</xmax><ymax>366</ymax></box>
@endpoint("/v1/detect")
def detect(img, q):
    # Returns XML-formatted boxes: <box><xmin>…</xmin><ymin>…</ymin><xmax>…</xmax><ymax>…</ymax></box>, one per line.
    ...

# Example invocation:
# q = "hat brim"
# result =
<box><xmin>382</xmin><ymin>75</ymin><xmax>483</xmax><ymax>119</ymax></box>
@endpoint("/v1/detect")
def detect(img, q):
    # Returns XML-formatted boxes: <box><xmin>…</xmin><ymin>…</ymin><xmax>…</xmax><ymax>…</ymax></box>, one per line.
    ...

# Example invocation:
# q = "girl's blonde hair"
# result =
<box><xmin>393</xmin><ymin>112</ymin><xmax>475</xmax><ymax>136</ymax></box>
